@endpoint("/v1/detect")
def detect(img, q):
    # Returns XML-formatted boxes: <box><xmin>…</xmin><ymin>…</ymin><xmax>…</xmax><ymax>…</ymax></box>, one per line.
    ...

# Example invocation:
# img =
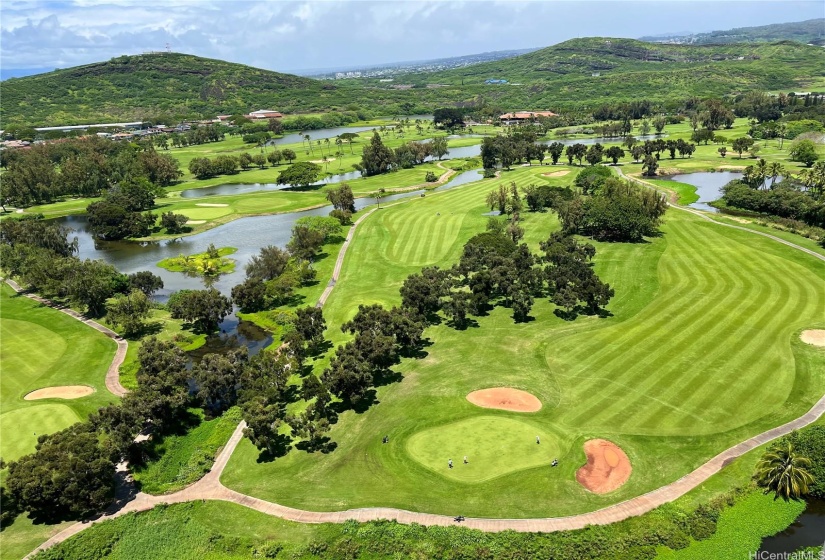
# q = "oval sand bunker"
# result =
<box><xmin>24</xmin><ymin>386</ymin><xmax>95</xmax><ymax>400</ymax></box>
<box><xmin>800</xmin><ymin>330</ymin><xmax>825</xmax><ymax>347</ymax></box>
<box><xmin>576</xmin><ymin>439</ymin><xmax>632</xmax><ymax>494</ymax></box>
<box><xmin>466</xmin><ymin>388</ymin><xmax>541</xmax><ymax>412</ymax></box>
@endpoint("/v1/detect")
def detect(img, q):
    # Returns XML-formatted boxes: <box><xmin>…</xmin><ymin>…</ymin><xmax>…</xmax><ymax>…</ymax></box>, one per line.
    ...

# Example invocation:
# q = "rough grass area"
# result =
<box><xmin>0</xmin><ymin>283</ymin><xmax>116</xmax><ymax>461</ymax></box>
<box><xmin>221</xmin><ymin>165</ymin><xmax>825</xmax><ymax>518</ymax></box>
<box><xmin>656</xmin><ymin>492</ymin><xmax>806</xmax><ymax>560</ymax></box>
<box><xmin>133</xmin><ymin>408</ymin><xmax>242</xmax><ymax>495</ymax></box>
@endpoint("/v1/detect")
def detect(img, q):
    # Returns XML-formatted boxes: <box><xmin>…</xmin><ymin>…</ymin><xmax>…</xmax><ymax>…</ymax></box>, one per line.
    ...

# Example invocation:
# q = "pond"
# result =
<box><xmin>667</xmin><ymin>171</ymin><xmax>744</xmax><ymax>213</ymax></box>
<box><xmin>58</xmin><ymin>169</ymin><xmax>486</xmax><ymax>298</ymax></box>
<box><xmin>179</xmin><ymin>169</ymin><xmax>364</xmax><ymax>198</ymax></box>
<box><xmin>760</xmin><ymin>498</ymin><xmax>825</xmax><ymax>555</ymax></box>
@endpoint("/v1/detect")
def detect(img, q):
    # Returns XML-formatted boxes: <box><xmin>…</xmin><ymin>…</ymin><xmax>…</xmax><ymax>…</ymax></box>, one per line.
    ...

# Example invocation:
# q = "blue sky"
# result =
<box><xmin>1</xmin><ymin>1</ymin><xmax>822</xmax><ymax>74</ymax></box>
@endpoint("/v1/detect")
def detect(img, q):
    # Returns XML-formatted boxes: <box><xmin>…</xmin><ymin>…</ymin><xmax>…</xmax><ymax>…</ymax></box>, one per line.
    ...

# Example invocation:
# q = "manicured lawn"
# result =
<box><xmin>221</xmin><ymin>164</ymin><xmax>825</xmax><ymax>518</ymax></box>
<box><xmin>0</xmin><ymin>284</ymin><xmax>117</xmax><ymax>461</ymax></box>
<box><xmin>406</xmin><ymin>416</ymin><xmax>564</xmax><ymax>483</ymax></box>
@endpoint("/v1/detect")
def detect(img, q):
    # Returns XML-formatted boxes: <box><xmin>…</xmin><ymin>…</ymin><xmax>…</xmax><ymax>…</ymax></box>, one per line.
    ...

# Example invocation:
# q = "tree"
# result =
<box><xmin>732</xmin><ymin>137</ymin><xmax>755</xmax><ymax>159</ymax></box>
<box><xmin>430</xmin><ymin>136</ymin><xmax>449</xmax><ymax>160</ymax></box>
<box><xmin>574</xmin><ymin>165</ymin><xmax>613</xmax><ymax>195</ymax></box>
<box><xmin>358</xmin><ymin>132</ymin><xmax>396</xmax><ymax>176</ymax></box>
<box><xmin>294</xmin><ymin>216</ymin><xmax>342</xmax><ymax>242</ymax></box>
<box><xmin>639</xmin><ymin>119</ymin><xmax>651</xmax><ymax>136</ymax></box>
<box><xmin>128</xmin><ymin>270</ymin><xmax>163</xmax><ymax>297</ymax></box>
<box><xmin>167</xmin><ymin>288</ymin><xmax>232</xmax><ymax>332</ymax></box>
<box><xmin>433</xmin><ymin>108</ymin><xmax>465</xmax><ymax>129</ymax></box>
<box><xmin>294</xmin><ymin>306</ymin><xmax>327</xmax><ymax>350</ymax></box>
<box><xmin>605</xmin><ymin>146</ymin><xmax>625</xmax><ymax>165</ymax></box>
<box><xmin>585</xmin><ymin>144</ymin><xmax>604</xmax><ymax>166</ymax></box>
<box><xmin>86</xmin><ymin>201</ymin><xmax>154</xmax><ymax>240</ymax></box>
<box><xmin>194</xmin><ymin>348</ymin><xmax>248</xmax><ymax>414</ymax></box>
<box><xmin>5</xmin><ymin>423</ymin><xmax>116</xmax><ymax>521</ymax></box>
<box><xmin>106</xmin><ymin>289</ymin><xmax>151</xmax><ymax>336</ymax></box>
<box><xmin>789</xmin><ymin>139</ymin><xmax>820</xmax><ymax>167</ymax></box>
<box><xmin>252</xmin><ymin>154</ymin><xmax>267</xmax><ymax>169</ymax></box>
<box><xmin>287</xmin><ymin>224</ymin><xmax>325</xmax><ymax>260</ymax></box>
<box><xmin>160</xmin><ymin>211</ymin><xmax>188</xmax><ymax>233</ymax></box>
<box><xmin>755</xmin><ymin>443</ymin><xmax>814</xmax><ymax>501</ymax></box>
<box><xmin>718</xmin><ymin>146</ymin><xmax>727</xmax><ymax>158</ymax></box>
<box><xmin>566</xmin><ymin>143</ymin><xmax>587</xmax><ymax>166</ymax></box>
<box><xmin>653</xmin><ymin>116</ymin><xmax>667</xmax><ymax>134</ymax></box>
<box><xmin>322</xmin><ymin>342</ymin><xmax>374</xmax><ymax>406</ymax></box>
<box><xmin>267</xmin><ymin>149</ymin><xmax>283</xmax><ymax>166</ymax></box>
<box><xmin>326</xmin><ymin>184</ymin><xmax>356</xmax><ymax>213</ymax></box>
<box><xmin>642</xmin><ymin>154</ymin><xmax>659</xmax><ymax>177</ymax></box>
<box><xmin>798</xmin><ymin>161</ymin><xmax>825</xmax><ymax>196</ymax></box>
<box><xmin>281</xmin><ymin>148</ymin><xmax>296</xmax><ymax>164</ymax></box>
<box><xmin>338</xmin><ymin>132</ymin><xmax>359</xmax><ymax>154</ymax></box>
<box><xmin>277</xmin><ymin>162</ymin><xmax>321</xmax><ymax>187</ymax></box>
<box><xmin>245</xmin><ymin>245</ymin><xmax>290</xmax><ymax>281</ymax></box>
<box><xmin>691</xmin><ymin>128</ymin><xmax>714</xmax><ymax>145</ymax></box>
<box><xmin>547</xmin><ymin>142</ymin><xmax>564</xmax><ymax>165</ymax></box>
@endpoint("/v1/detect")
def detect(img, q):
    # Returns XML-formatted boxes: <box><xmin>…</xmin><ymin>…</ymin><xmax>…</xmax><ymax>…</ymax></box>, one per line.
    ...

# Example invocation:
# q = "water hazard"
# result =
<box><xmin>667</xmin><ymin>171</ymin><xmax>743</xmax><ymax>213</ymax></box>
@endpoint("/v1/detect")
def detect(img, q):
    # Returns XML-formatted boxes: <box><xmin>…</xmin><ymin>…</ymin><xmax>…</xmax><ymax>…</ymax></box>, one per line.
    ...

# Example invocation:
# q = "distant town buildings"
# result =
<box><xmin>500</xmin><ymin>111</ymin><xmax>558</xmax><ymax>125</ymax></box>
<box><xmin>244</xmin><ymin>109</ymin><xmax>283</xmax><ymax>120</ymax></box>
<box><xmin>485</xmin><ymin>79</ymin><xmax>509</xmax><ymax>84</ymax></box>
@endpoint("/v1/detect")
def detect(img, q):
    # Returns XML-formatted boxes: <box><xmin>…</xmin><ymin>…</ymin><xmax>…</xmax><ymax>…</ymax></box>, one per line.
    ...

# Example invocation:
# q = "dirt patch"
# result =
<box><xmin>576</xmin><ymin>439</ymin><xmax>632</xmax><ymax>494</ymax></box>
<box><xmin>726</xmin><ymin>216</ymin><xmax>752</xmax><ymax>224</ymax></box>
<box><xmin>24</xmin><ymin>386</ymin><xmax>95</xmax><ymax>400</ymax></box>
<box><xmin>801</xmin><ymin>330</ymin><xmax>825</xmax><ymax>347</ymax></box>
<box><xmin>310</xmin><ymin>158</ymin><xmax>336</xmax><ymax>164</ymax></box>
<box><xmin>466</xmin><ymin>388</ymin><xmax>541</xmax><ymax>412</ymax></box>
<box><xmin>719</xmin><ymin>165</ymin><xmax>746</xmax><ymax>170</ymax></box>
<box><xmin>542</xmin><ymin>170</ymin><xmax>570</xmax><ymax>178</ymax></box>
<box><xmin>195</xmin><ymin>203</ymin><xmax>229</xmax><ymax>207</ymax></box>
<box><xmin>186</xmin><ymin>220</ymin><xmax>206</xmax><ymax>225</ymax></box>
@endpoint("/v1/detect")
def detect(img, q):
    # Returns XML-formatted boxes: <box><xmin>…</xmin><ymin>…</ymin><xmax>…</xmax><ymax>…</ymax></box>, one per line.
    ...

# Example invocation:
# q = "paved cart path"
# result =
<box><xmin>17</xmin><ymin>168</ymin><xmax>825</xmax><ymax>557</ymax></box>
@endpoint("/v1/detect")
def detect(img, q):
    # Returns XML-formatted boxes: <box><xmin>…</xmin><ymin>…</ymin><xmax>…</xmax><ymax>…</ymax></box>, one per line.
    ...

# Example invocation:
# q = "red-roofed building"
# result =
<box><xmin>245</xmin><ymin>110</ymin><xmax>283</xmax><ymax>120</ymax></box>
<box><xmin>500</xmin><ymin>111</ymin><xmax>558</xmax><ymax>125</ymax></box>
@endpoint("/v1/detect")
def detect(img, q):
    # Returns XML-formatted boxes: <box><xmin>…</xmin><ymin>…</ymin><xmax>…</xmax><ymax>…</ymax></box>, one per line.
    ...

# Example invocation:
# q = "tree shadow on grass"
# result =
<box><xmin>256</xmin><ymin>433</ymin><xmax>293</xmax><ymax>463</ymax></box>
<box><xmin>295</xmin><ymin>437</ymin><xmax>337</xmax><ymax>454</ymax></box>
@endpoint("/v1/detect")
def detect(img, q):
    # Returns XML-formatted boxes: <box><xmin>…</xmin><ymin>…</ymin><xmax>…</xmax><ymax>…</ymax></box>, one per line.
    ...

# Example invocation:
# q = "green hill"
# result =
<box><xmin>412</xmin><ymin>37</ymin><xmax>824</xmax><ymax>89</ymax></box>
<box><xmin>641</xmin><ymin>18</ymin><xmax>825</xmax><ymax>46</ymax></box>
<box><xmin>0</xmin><ymin>52</ymin><xmax>338</xmax><ymax>126</ymax></box>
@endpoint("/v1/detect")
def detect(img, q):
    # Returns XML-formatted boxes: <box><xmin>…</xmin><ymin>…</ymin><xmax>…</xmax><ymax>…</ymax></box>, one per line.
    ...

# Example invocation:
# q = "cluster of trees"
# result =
<box><xmin>721</xmin><ymin>161</ymin><xmax>825</xmax><ymax>229</ymax></box>
<box><xmin>0</xmin><ymin>215</ymin><xmax>164</xmax><ymax>316</ymax></box>
<box><xmin>86</xmin><ymin>177</ymin><xmax>163</xmax><ymax>240</ymax></box>
<box><xmin>0</xmin><ymin>136</ymin><xmax>181</xmax><ymax>208</ymax></box>
<box><xmin>231</xmin><ymin>216</ymin><xmax>344</xmax><ymax>313</ymax></box>
<box><xmin>355</xmin><ymin>132</ymin><xmax>448</xmax><ymax>177</ymax></box>
<box><xmin>188</xmin><ymin>148</ymin><xmax>296</xmax><ymax>180</ymax></box>
<box><xmin>552</xmin><ymin>169</ymin><xmax>668</xmax><ymax>242</ymax></box>
<box><xmin>161</xmin><ymin>124</ymin><xmax>225</xmax><ymax>149</ymax></box>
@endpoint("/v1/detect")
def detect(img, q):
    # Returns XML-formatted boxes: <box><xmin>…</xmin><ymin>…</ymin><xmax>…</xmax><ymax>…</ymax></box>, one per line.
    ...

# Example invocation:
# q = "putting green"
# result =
<box><xmin>406</xmin><ymin>416</ymin><xmax>561</xmax><ymax>483</ymax></box>
<box><xmin>0</xmin><ymin>404</ymin><xmax>80</xmax><ymax>461</ymax></box>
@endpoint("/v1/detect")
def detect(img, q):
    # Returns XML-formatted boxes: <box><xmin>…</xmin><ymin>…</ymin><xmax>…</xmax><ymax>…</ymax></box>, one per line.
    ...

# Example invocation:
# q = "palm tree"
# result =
<box><xmin>304</xmin><ymin>134</ymin><xmax>313</xmax><ymax>154</ymax></box>
<box><xmin>766</xmin><ymin>162</ymin><xmax>785</xmax><ymax>189</ymax></box>
<box><xmin>324</xmin><ymin>137</ymin><xmax>331</xmax><ymax>156</ymax></box>
<box><xmin>755</xmin><ymin>443</ymin><xmax>814</xmax><ymax>501</ymax></box>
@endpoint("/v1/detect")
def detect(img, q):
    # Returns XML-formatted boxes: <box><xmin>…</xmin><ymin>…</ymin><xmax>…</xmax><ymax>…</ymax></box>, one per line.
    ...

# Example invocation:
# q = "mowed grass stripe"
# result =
<box><xmin>584</xmin><ymin>220</ymin><xmax>759</xmax><ymax>430</ymax></box>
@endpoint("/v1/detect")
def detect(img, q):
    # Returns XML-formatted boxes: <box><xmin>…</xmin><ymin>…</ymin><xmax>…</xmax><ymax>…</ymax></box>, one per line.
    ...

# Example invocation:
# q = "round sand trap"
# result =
<box><xmin>576</xmin><ymin>439</ymin><xmax>632</xmax><ymax>494</ymax></box>
<box><xmin>542</xmin><ymin>170</ymin><xmax>570</xmax><ymax>177</ymax></box>
<box><xmin>195</xmin><ymin>203</ymin><xmax>229</xmax><ymax>207</ymax></box>
<box><xmin>466</xmin><ymin>388</ymin><xmax>542</xmax><ymax>412</ymax></box>
<box><xmin>801</xmin><ymin>330</ymin><xmax>825</xmax><ymax>347</ymax></box>
<box><xmin>24</xmin><ymin>386</ymin><xmax>95</xmax><ymax>400</ymax></box>
<box><xmin>186</xmin><ymin>220</ymin><xmax>206</xmax><ymax>225</ymax></box>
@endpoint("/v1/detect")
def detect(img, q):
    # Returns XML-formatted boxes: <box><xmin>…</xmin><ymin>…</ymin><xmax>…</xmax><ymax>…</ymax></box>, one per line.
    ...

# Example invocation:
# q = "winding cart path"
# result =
<box><xmin>18</xmin><ymin>168</ymin><xmax>825</xmax><ymax>557</ymax></box>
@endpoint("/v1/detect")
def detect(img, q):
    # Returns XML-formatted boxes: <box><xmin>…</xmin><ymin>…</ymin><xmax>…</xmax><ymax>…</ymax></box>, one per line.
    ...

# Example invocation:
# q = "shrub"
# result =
<box><xmin>425</xmin><ymin>171</ymin><xmax>438</xmax><ymax>182</ymax></box>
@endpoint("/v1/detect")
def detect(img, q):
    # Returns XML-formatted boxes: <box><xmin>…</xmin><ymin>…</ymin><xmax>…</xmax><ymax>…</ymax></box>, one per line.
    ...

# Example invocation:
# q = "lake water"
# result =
<box><xmin>668</xmin><ymin>171</ymin><xmax>743</xmax><ymax>213</ymax></box>
<box><xmin>58</xmin><ymin>168</ymin><xmax>485</xmax><ymax>297</ymax></box>
<box><xmin>760</xmin><ymin>499</ymin><xmax>825</xmax><ymax>555</ymax></box>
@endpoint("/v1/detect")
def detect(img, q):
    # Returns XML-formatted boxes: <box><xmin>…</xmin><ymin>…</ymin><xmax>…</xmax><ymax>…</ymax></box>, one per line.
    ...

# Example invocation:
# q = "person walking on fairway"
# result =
<box><xmin>464</xmin><ymin>456</ymin><xmax>468</xmax><ymax>464</ymax></box>
<box><xmin>448</xmin><ymin>459</ymin><xmax>453</xmax><ymax>469</ymax></box>
<box><xmin>536</xmin><ymin>435</ymin><xmax>540</xmax><ymax>444</ymax></box>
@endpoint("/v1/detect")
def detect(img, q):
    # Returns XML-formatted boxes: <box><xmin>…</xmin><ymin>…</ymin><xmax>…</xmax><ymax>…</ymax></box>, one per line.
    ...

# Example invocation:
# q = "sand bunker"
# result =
<box><xmin>801</xmin><ymin>330</ymin><xmax>825</xmax><ymax>347</ymax></box>
<box><xmin>24</xmin><ymin>386</ymin><xmax>95</xmax><ymax>400</ymax></box>
<box><xmin>542</xmin><ymin>170</ymin><xmax>570</xmax><ymax>177</ymax></box>
<box><xmin>576</xmin><ymin>439</ymin><xmax>632</xmax><ymax>494</ymax></box>
<box><xmin>719</xmin><ymin>165</ymin><xmax>746</xmax><ymax>170</ymax></box>
<box><xmin>195</xmin><ymin>203</ymin><xmax>229</xmax><ymax>207</ymax></box>
<box><xmin>466</xmin><ymin>388</ymin><xmax>542</xmax><ymax>412</ymax></box>
<box><xmin>186</xmin><ymin>220</ymin><xmax>206</xmax><ymax>225</ymax></box>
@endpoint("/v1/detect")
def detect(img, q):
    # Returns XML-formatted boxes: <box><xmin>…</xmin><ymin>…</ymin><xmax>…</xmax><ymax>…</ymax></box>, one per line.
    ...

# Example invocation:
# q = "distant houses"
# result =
<box><xmin>244</xmin><ymin>109</ymin><xmax>283</xmax><ymax>120</ymax></box>
<box><xmin>500</xmin><ymin>111</ymin><xmax>558</xmax><ymax>125</ymax></box>
<box><xmin>485</xmin><ymin>79</ymin><xmax>508</xmax><ymax>84</ymax></box>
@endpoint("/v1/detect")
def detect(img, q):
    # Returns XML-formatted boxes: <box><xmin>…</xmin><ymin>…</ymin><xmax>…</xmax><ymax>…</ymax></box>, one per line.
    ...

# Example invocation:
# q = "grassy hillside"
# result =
<box><xmin>411</xmin><ymin>38</ymin><xmax>824</xmax><ymax>90</ymax></box>
<box><xmin>0</xmin><ymin>53</ymin><xmax>341</xmax><ymax>126</ymax></box>
<box><xmin>641</xmin><ymin>18</ymin><xmax>825</xmax><ymax>46</ymax></box>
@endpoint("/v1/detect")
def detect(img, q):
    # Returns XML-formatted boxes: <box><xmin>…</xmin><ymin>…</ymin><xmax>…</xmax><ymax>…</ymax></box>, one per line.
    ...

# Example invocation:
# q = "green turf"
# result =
<box><xmin>0</xmin><ymin>284</ymin><xmax>117</xmax><ymax>461</ymax></box>
<box><xmin>406</xmin><ymin>416</ymin><xmax>564</xmax><ymax>483</ymax></box>
<box><xmin>0</xmin><ymin>404</ymin><xmax>81</xmax><ymax>461</ymax></box>
<box><xmin>221</xmin><ymin>164</ymin><xmax>825</xmax><ymax>518</ymax></box>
